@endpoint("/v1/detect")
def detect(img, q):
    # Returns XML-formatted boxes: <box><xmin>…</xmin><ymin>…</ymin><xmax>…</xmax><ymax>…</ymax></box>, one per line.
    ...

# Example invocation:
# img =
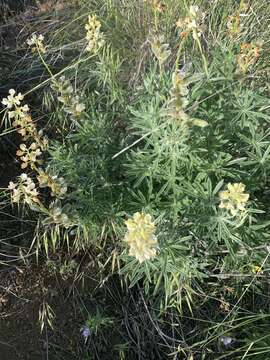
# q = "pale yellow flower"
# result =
<box><xmin>176</xmin><ymin>5</ymin><xmax>205</xmax><ymax>39</ymax></box>
<box><xmin>227</xmin><ymin>15</ymin><xmax>241</xmax><ymax>38</ymax></box>
<box><xmin>2</xmin><ymin>89</ymin><xmax>24</xmax><ymax>109</ymax></box>
<box><xmin>124</xmin><ymin>212</ymin><xmax>158</xmax><ymax>263</ymax></box>
<box><xmin>226</xmin><ymin>2</ymin><xmax>249</xmax><ymax>38</ymax></box>
<box><xmin>37</xmin><ymin>171</ymin><xmax>67</xmax><ymax>198</ymax></box>
<box><xmin>150</xmin><ymin>35</ymin><xmax>171</xmax><ymax>68</ymax></box>
<box><xmin>189</xmin><ymin>5</ymin><xmax>200</xmax><ymax>18</ymax></box>
<box><xmin>85</xmin><ymin>15</ymin><xmax>105</xmax><ymax>53</ymax></box>
<box><xmin>167</xmin><ymin>71</ymin><xmax>208</xmax><ymax>128</ymax></box>
<box><xmin>144</xmin><ymin>0</ymin><xmax>165</xmax><ymax>13</ymax></box>
<box><xmin>251</xmin><ymin>265</ymin><xmax>263</xmax><ymax>274</ymax></box>
<box><xmin>16</xmin><ymin>142</ymin><xmax>42</xmax><ymax>169</ymax></box>
<box><xmin>219</xmin><ymin>183</ymin><xmax>249</xmax><ymax>216</ymax></box>
<box><xmin>51</xmin><ymin>76</ymin><xmax>85</xmax><ymax>120</ymax></box>
<box><xmin>27</xmin><ymin>33</ymin><xmax>46</xmax><ymax>54</ymax></box>
<box><xmin>3</xmin><ymin>90</ymin><xmax>48</xmax><ymax>149</ymax></box>
<box><xmin>237</xmin><ymin>43</ymin><xmax>261</xmax><ymax>75</ymax></box>
<box><xmin>8</xmin><ymin>174</ymin><xmax>39</xmax><ymax>205</ymax></box>
<box><xmin>8</xmin><ymin>104</ymin><xmax>30</xmax><ymax>119</ymax></box>
<box><xmin>48</xmin><ymin>202</ymin><xmax>72</xmax><ymax>228</ymax></box>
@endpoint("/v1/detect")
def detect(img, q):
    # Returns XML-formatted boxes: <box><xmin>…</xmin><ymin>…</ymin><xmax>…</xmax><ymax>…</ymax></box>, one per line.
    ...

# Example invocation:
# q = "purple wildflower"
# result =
<box><xmin>220</xmin><ymin>336</ymin><xmax>233</xmax><ymax>347</ymax></box>
<box><xmin>80</xmin><ymin>325</ymin><xmax>90</xmax><ymax>343</ymax></box>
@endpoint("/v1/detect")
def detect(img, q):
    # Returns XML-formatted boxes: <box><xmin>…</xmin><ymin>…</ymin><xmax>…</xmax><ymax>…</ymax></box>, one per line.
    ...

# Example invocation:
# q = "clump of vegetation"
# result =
<box><xmin>1</xmin><ymin>0</ymin><xmax>270</xmax><ymax>359</ymax></box>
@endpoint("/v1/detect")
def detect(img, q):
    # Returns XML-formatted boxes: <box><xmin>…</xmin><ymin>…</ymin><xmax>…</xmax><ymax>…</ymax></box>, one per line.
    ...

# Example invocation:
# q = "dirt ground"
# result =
<box><xmin>0</xmin><ymin>267</ymin><xmax>48</xmax><ymax>359</ymax></box>
<box><xmin>0</xmin><ymin>263</ymin><xmax>91</xmax><ymax>359</ymax></box>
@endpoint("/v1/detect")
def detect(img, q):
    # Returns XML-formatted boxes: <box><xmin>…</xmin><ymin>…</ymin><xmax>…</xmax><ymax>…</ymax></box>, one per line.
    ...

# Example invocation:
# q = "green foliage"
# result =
<box><xmin>86</xmin><ymin>308</ymin><xmax>114</xmax><ymax>335</ymax></box>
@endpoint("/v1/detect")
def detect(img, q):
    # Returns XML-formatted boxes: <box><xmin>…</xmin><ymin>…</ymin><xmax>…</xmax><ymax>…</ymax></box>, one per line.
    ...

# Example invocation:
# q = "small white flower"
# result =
<box><xmin>2</xmin><ymin>89</ymin><xmax>24</xmax><ymax>109</ymax></box>
<box><xmin>8</xmin><ymin>181</ymin><xmax>16</xmax><ymax>190</ymax></box>
<box><xmin>220</xmin><ymin>336</ymin><xmax>233</xmax><ymax>347</ymax></box>
<box><xmin>8</xmin><ymin>174</ymin><xmax>39</xmax><ymax>205</ymax></box>
<box><xmin>189</xmin><ymin>5</ymin><xmax>199</xmax><ymax>18</ymax></box>
<box><xmin>75</xmin><ymin>103</ymin><xmax>86</xmax><ymax>113</ymax></box>
<box><xmin>27</xmin><ymin>33</ymin><xmax>46</xmax><ymax>53</ymax></box>
<box><xmin>22</xmin><ymin>104</ymin><xmax>30</xmax><ymax>112</ymax></box>
<box><xmin>20</xmin><ymin>173</ymin><xmax>28</xmax><ymax>181</ymax></box>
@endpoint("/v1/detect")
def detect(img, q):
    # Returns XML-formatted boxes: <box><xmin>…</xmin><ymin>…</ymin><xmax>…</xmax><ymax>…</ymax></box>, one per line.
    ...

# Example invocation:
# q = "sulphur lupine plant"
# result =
<box><xmin>2</xmin><ymin>87</ymin><xmax>75</xmax><ymax>238</ymax></box>
<box><xmin>14</xmin><ymin>7</ymin><xmax>268</xmax><ymax>311</ymax></box>
<box><xmin>2</xmin><ymin>5</ymin><xmax>270</xmax><ymax>357</ymax></box>
<box><xmin>0</xmin><ymin>1</ymin><xmax>270</xmax><ymax>358</ymax></box>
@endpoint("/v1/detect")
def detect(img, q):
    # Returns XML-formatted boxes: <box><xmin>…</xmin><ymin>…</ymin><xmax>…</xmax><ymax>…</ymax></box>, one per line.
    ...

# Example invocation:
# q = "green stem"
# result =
<box><xmin>37</xmin><ymin>46</ymin><xmax>54</xmax><ymax>78</ymax></box>
<box><xmin>24</xmin><ymin>54</ymin><xmax>96</xmax><ymax>97</ymax></box>
<box><xmin>174</xmin><ymin>39</ymin><xmax>185</xmax><ymax>72</ymax></box>
<box><xmin>194</xmin><ymin>32</ymin><xmax>209</xmax><ymax>76</ymax></box>
<box><xmin>154</xmin><ymin>8</ymin><xmax>158</xmax><ymax>33</ymax></box>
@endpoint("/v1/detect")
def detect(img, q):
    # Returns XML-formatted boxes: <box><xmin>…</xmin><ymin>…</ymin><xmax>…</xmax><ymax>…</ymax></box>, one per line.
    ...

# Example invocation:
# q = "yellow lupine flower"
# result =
<box><xmin>16</xmin><ymin>142</ymin><xmax>42</xmax><ymax>169</ymax></box>
<box><xmin>237</xmin><ymin>42</ymin><xmax>261</xmax><ymax>74</ymax></box>
<box><xmin>167</xmin><ymin>72</ymin><xmax>208</xmax><ymax>128</ymax></box>
<box><xmin>219</xmin><ymin>183</ymin><xmax>249</xmax><ymax>216</ymax></box>
<box><xmin>251</xmin><ymin>265</ymin><xmax>262</xmax><ymax>274</ymax></box>
<box><xmin>150</xmin><ymin>35</ymin><xmax>171</xmax><ymax>68</ymax></box>
<box><xmin>8</xmin><ymin>173</ymin><xmax>39</xmax><ymax>205</ymax></box>
<box><xmin>124</xmin><ymin>212</ymin><xmax>158</xmax><ymax>263</ymax></box>
<box><xmin>176</xmin><ymin>5</ymin><xmax>204</xmax><ymax>40</ymax></box>
<box><xmin>51</xmin><ymin>76</ymin><xmax>85</xmax><ymax>120</ymax></box>
<box><xmin>2</xmin><ymin>89</ymin><xmax>24</xmax><ymax>109</ymax></box>
<box><xmin>85</xmin><ymin>15</ymin><xmax>105</xmax><ymax>53</ymax></box>
<box><xmin>27</xmin><ymin>34</ymin><xmax>46</xmax><ymax>54</ymax></box>
<box><xmin>226</xmin><ymin>1</ymin><xmax>249</xmax><ymax>38</ymax></box>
